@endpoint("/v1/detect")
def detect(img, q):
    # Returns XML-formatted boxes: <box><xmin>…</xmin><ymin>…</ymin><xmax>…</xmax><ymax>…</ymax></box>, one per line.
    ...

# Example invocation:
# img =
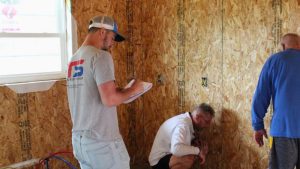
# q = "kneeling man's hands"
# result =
<box><xmin>199</xmin><ymin>142</ymin><xmax>208</xmax><ymax>165</ymax></box>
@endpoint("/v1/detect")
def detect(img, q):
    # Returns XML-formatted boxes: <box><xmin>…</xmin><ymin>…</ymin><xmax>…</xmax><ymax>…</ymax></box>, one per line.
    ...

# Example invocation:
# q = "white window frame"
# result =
<box><xmin>0</xmin><ymin>0</ymin><xmax>72</xmax><ymax>85</ymax></box>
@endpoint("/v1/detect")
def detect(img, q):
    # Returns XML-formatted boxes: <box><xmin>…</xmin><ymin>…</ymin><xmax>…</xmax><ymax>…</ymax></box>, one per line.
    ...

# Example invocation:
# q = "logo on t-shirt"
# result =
<box><xmin>68</xmin><ymin>59</ymin><xmax>84</xmax><ymax>78</ymax></box>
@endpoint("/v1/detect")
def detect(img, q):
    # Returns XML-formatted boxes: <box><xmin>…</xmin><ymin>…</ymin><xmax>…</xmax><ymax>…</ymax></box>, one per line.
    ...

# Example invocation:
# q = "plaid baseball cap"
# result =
<box><xmin>89</xmin><ymin>16</ymin><xmax>125</xmax><ymax>42</ymax></box>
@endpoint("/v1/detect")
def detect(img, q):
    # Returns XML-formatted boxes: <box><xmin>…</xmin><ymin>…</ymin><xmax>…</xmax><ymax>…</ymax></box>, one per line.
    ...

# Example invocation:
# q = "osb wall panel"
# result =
<box><xmin>282</xmin><ymin>0</ymin><xmax>300</xmax><ymax>35</ymax></box>
<box><xmin>30</xmin><ymin>81</ymin><xmax>78</xmax><ymax>168</ymax></box>
<box><xmin>0</xmin><ymin>87</ymin><xmax>20</xmax><ymax>166</ymax></box>
<box><xmin>185</xmin><ymin>0</ymin><xmax>223</xmax><ymax>110</ymax></box>
<box><xmin>221</xmin><ymin>0</ymin><xmax>300</xmax><ymax>169</ymax></box>
<box><xmin>124</xmin><ymin>0</ymin><xmax>148</xmax><ymax>164</ymax></box>
<box><xmin>141</xmin><ymin>0</ymin><xmax>179</xmax><ymax>163</ymax></box>
<box><xmin>184</xmin><ymin>0</ymin><xmax>223</xmax><ymax>122</ymax></box>
<box><xmin>221</xmin><ymin>0</ymin><xmax>274</xmax><ymax>168</ymax></box>
<box><xmin>141</xmin><ymin>0</ymin><xmax>300</xmax><ymax>169</ymax></box>
<box><xmin>0</xmin><ymin>81</ymin><xmax>78</xmax><ymax>168</ymax></box>
<box><xmin>184</xmin><ymin>0</ymin><xmax>224</xmax><ymax>168</ymax></box>
<box><xmin>72</xmin><ymin>1</ymin><xmax>300</xmax><ymax>168</ymax></box>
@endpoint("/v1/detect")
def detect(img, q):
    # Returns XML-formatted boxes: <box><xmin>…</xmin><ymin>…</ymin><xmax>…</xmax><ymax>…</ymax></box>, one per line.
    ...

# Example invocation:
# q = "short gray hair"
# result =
<box><xmin>193</xmin><ymin>103</ymin><xmax>215</xmax><ymax>117</ymax></box>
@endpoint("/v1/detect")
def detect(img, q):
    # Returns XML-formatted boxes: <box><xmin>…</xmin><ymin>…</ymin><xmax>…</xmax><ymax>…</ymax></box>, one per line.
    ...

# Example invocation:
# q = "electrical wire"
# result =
<box><xmin>52</xmin><ymin>156</ymin><xmax>77</xmax><ymax>169</ymax></box>
<box><xmin>35</xmin><ymin>151</ymin><xmax>76</xmax><ymax>169</ymax></box>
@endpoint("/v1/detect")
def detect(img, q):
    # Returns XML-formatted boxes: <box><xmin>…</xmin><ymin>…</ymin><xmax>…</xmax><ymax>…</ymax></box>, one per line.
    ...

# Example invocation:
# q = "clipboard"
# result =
<box><xmin>123</xmin><ymin>79</ymin><xmax>152</xmax><ymax>103</ymax></box>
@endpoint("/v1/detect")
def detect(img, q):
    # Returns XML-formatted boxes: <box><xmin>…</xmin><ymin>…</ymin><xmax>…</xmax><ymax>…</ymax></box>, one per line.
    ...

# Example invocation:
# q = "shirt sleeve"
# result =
<box><xmin>91</xmin><ymin>52</ymin><xmax>115</xmax><ymax>85</ymax></box>
<box><xmin>251</xmin><ymin>58</ymin><xmax>273</xmax><ymax>131</ymax></box>
<box><xmin>170</xmin><ymin>125</ymin><xmax>200</xmax><ymax>156</ymax></box>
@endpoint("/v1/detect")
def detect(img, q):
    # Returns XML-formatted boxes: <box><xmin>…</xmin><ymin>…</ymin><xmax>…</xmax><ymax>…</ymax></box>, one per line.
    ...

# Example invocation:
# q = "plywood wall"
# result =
<box><xmin>221</xmin><ymin>0</ymin><xmax>273</xmax><ymax>168</ymax></box>
<box><xmin>0</xmin><ymin>81</ymin><xmax>78</xmax><ymax>168</ymax></box>
<box><xmin>139</xmin><ymin>0</ymin><xmax>300</xmax><ymax>168</ymax></box>
<box><xmin>141</xmin><ymin>0</ymin><xmax>179</xmax><ymax>163</ymax></box>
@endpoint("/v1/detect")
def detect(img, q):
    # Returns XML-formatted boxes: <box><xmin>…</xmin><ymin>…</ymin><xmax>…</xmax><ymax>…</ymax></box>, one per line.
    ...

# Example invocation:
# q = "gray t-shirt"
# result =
<box><xmin>67</xmin><ymin>45</ymin><xmax>121</xmax><ymax>141</ymax></box>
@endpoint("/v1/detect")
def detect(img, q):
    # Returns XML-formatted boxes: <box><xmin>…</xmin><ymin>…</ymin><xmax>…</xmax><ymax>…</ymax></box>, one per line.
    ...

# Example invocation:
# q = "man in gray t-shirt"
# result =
<box><xmin>67</xmin><ymin>16</ymin><xmax>144</xmax><ymax>169</ymax></box>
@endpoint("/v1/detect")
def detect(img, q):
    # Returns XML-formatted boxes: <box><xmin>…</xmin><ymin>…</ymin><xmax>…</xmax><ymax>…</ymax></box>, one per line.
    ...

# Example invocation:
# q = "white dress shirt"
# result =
<box><xmin>148</xmin><ymin>112</ymin><xmax>200</xmax><ymax>166</ymax></box>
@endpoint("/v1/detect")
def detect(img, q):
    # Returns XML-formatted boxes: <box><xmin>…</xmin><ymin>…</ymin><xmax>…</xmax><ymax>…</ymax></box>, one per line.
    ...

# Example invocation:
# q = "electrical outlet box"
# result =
<box><xmin>157</xmin><ymin>74</ymin><xmax>165</xmax><ymax>85</ymax></box>
<box><xmin>202</xmin><ymin>77</ymin><xmax>208</xmax><ymax>87</ymax></box>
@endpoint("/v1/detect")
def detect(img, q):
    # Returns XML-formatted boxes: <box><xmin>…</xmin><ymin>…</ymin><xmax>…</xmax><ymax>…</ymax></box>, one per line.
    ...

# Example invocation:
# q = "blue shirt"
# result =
<box><xmin>251</xmin><ymin>49</ymin><xmax>300</xmax><ymax>138</ymax></box>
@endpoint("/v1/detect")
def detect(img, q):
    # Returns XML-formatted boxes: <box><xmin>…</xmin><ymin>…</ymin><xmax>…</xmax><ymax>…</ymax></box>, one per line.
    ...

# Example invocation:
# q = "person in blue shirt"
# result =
<box><xmin>251</xmin><ymin>33</ymin><xmax>300</xmax><ymax>169</ymax></box>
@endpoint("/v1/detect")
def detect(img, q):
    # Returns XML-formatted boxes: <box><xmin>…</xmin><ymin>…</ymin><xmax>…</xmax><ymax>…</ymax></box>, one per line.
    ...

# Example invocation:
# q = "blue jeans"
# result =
<box><xmin>72</xmin><ymin>131</ymin><xmax>130</xmax><ymax>169</ymax></box>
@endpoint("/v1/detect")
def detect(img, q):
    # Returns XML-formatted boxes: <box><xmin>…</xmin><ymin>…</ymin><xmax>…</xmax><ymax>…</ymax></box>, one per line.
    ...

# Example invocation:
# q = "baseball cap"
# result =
<box><xmin>88</xmin><ymin>16</ymin><xmax>125</xmax><ymax>42</ymax></box>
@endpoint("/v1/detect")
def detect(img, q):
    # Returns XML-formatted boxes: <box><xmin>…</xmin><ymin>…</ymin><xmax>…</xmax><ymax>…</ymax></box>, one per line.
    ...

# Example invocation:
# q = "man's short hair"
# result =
<box><xmin>88</xmin><ymin>27</ymin><xmax>100</xmax><ymax>33</ymax></box>
<box><xmin>193</xmin><ymin>103</ymin><xmax>215</xmax><ymax>117</ymax></box>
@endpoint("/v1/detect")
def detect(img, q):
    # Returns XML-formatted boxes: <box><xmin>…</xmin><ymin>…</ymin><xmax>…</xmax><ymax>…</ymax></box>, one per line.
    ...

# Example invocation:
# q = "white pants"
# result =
<box><xmin>72</xmin><ymin>132</ymin><xmax>130</xmax><ymax>169</ymax></box>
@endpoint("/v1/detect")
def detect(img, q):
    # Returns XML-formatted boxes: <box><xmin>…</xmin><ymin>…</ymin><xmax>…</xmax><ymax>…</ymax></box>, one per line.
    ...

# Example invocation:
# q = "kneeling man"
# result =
<box><xmin>149</xmin><ymin>103</ymin><xmax>215</xmax><ymax>169</ymax></box>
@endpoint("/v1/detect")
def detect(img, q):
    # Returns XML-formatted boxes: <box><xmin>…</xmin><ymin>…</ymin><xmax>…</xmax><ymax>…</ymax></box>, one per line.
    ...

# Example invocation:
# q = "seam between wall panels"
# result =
<box><xmin>177</xmin><ymin>0</ymin><xmax>186</xmax><ymax>113</ymax></box>
<box><xmin>17</xmin><ymin>93</ymin><xmax>32</xmax><ymax>161</ymax></box>
<box><xmin>126</xmin><ymin>0</ymin><xmax>137</xmax><ymax>164</ymax></box>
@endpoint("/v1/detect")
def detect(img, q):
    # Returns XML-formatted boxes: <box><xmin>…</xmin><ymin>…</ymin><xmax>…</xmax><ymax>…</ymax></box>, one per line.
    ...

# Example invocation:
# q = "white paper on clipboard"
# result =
<box><xmin>123</xmin><ymin>79</ymin><xmax>152</xmax><ymax>103</ymax></box>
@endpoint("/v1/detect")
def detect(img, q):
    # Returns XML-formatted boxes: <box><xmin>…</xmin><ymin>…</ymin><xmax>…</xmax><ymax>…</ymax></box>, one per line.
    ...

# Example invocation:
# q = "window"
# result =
<box><xmin>0</xmin><ymin>0</ymin><xmax>72</xmax><ymax>84</ymax></box>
